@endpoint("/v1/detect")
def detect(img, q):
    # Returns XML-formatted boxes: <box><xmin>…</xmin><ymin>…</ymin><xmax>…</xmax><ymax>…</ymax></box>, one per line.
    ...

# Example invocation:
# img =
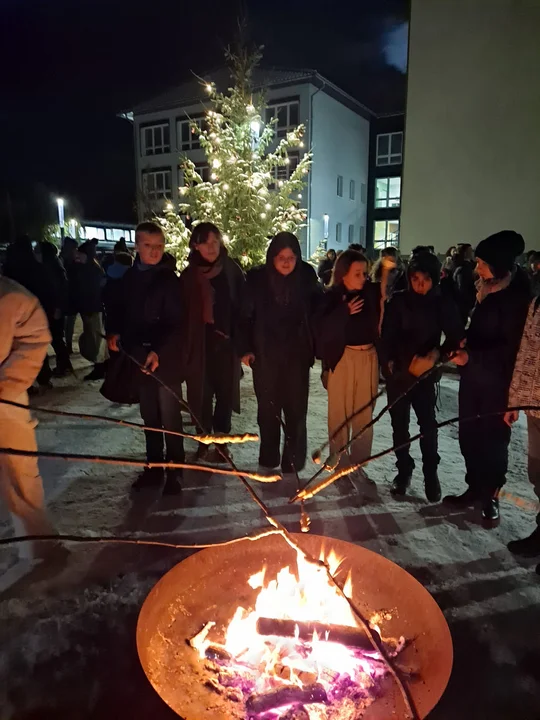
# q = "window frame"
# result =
<box><xmin>336</xmin><ymin>222</ymin><xmax>342</xmax><ymax>244</ymax></box>
<box><xmin>375</xmin><ymin>176</ymin><xmax>402</xmax><ymax>209</ymax></box>
<box><xmin>373</xmin><ymin>219</ymin><xmax>400</xmax><ymax>250</ymax></box>
<box><xmin>142</xmin><ymin>168</ymin><xmax>173</xmax><ymax>201</ymax></box>
<box><xmin>140</xmin><ymin>122</ymin><xmax>170</xmax><ymax>157</ymax></box>
<box><xmin>265</xmin><ymin>98</ymin><xmax>301</xmax><ymax>138</ymax></box>
<box><xmin>349</xmin><ymin>179</ymin><xmax>355</xmax><ymax>201</ymax></box>
<box><xmin>337</xmin><ymin>175</ymin><xmax>344</xmax><ymax>197</ymax></box>
<box><xmin>177</xmin><ymin>114</ymin><xmax>207</xmax><ymax>152</ymax></box>
<box><xmin>348</xmin><ymin>224</ymin><xmax>355</xmax><ymax>244</ymax></box>
<box><xmin>376</xmin><ymin>132</ymin><xmax>403</xmax><ymax>166</ymax></box>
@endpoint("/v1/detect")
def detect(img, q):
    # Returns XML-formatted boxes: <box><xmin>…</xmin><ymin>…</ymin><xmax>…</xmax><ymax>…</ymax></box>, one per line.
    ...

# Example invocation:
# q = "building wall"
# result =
<box><xmin>401</xmin><ymin>0</ymin><xmax>540</xmax><ymax>255</ymax></box>
<box><xmin>309</xmin><ymin>91</ymin><xmax>370</xmax><ymax>256</ymax></box>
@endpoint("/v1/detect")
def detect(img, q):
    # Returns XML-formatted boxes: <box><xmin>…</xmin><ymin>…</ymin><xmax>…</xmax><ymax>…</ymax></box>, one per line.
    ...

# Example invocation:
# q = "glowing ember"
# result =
<box><xmin>192</xmin><ymin>548</ymin><xmax>396</xmax><ymax>719</ymax></box>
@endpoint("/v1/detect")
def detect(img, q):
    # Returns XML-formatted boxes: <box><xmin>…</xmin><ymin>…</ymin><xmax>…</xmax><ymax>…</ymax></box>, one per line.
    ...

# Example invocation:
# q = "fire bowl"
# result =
<box><xmin>137</xmin><ymin>533</ymin><xmax>452</xmax><ymax>719</ymax></box>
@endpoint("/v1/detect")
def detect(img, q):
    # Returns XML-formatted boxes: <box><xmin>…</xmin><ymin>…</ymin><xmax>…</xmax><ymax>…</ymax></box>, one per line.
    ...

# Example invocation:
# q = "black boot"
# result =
<box><xmin>508</xmin><ymin>527</ymin><xmax>540</xmax><ymax>557</ymax></box>
<box><xmin>443</xmin><ymin>487</ymin><xmax>480</xmax><ymax>507</ymax></box>
<box><xmin>424</xmin><ymin>472</ymin><xmax>442</xmax><ymax>503</ymax></box>
<box><xmin>84</xmin><ymin>362</ymin><xmax>107</xmax><ymax>381</ymax></box>
<box><xmin>390</xmin><ymin>472</ymin><xmax>412</xmax><ymax>497</ymax></box>
<box><xmin>163</xmin><ymin>470</ymin><xmax>183</xmax><ymax>496</ymax></box>
<box><xmin>131</xmin><ymin>467</ymin><xmax>164</xmax><ymax>491</ymax></box>
<box><xmin>481</xmin><ymin>497</ymin><xmax>500</xmax><ymax>527</ymax></box>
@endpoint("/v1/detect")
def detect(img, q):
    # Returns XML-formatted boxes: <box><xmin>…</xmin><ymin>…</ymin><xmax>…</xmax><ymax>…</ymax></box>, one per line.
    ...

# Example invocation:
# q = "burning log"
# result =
<box><xmin>256</xmin><ymin>617</ymin><xmax>379</xmax><ymax>651</ymax></box>
<box><xmin>246</xmin><ymin>683</ymin><xmax>327</xmax><ymax>715</ymax></box>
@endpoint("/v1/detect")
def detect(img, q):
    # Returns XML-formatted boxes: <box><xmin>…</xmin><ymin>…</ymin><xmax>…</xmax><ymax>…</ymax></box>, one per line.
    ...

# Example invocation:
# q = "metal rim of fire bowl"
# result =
<box><xmin>137</xmin><ymin>533</ymin><xmax>453</xmax><ymax>720</ymax></box>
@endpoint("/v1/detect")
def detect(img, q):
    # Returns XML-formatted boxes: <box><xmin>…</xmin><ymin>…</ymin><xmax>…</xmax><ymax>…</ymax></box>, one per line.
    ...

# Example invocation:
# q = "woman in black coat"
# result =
<box><xmin>240</xmin><ymin>232</ymin><xmax>321</xmax><ymax>478</ymax></box>
<box><xmin>446</xmin><ymin>230</ymin><xmax>531</xmax><ymax>524</ymax></box>
<box><xmin>179</xmin><ymin>223</ymin><xmax>245</xmax><ymax>460</ymax></box>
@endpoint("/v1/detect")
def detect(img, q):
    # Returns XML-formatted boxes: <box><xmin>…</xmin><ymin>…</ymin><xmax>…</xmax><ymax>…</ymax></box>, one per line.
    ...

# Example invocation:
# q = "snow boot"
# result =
<box><xmin>481</xmin><ymin>497</ymin><xmax>500</xmax><ymax>528</ymax></box>
<box><xmin>443</xmin><ymin>487</ymin><xmax>480</xmax><ymax>507</ymax></box>
<box><xmin>390</xmin><ymin>471</ymin><xmax>412</xmax><ymax>497</ymax></box>
<box><xmin>424</xmin><ymin>472</ymin><xmax>442</xmax><ymax>503</ymax></box>
<box><xmin>507</xmin><ymin>527</ymin><xmax>540</xmax><ymax>557</ymax></box>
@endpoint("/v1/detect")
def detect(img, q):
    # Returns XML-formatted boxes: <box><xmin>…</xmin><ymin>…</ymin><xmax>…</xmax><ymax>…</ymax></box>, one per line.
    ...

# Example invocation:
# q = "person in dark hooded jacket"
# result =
<box><xmin>239</xmin><ymin>232</ymin><xmax>322</xmax><ymax>478</ymax></box>
<box><xmin>380</xmin><ymin>251</ymin><xmax>464</xmax><ymax>501</ymax></box>
<box><xmin>445</xmin><ymin>230</ymin><xmax>531</xmax><ymax>524</ymax></box>
<box><xmin>179</xmin><ymin>223</ymin><xmax>244</xmax><ymax>460</ymax></box>
<box><xmin>38</xmin><ymin>242</ymin><xmax>72</xmax><ymax>378</ymax></box>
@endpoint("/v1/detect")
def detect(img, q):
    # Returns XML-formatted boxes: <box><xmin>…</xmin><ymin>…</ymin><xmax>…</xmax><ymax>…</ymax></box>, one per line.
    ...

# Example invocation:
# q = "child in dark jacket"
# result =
<box><xmin>380</xmin><ymin>251</ymin><xmax>464</xmax><ymax>501</ymax></box>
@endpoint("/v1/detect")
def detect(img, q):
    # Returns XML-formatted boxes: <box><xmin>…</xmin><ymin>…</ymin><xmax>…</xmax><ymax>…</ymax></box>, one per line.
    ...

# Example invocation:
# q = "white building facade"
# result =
<box><xmin>132</xmin><ymin>68</ymin><xmax>372</xmax><ymax>259</ymax></box>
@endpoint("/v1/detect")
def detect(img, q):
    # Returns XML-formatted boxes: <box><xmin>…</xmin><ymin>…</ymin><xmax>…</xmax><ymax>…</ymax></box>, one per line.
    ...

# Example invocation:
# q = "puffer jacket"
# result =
<box><xmin>508</xmin><ymin>298</ymin><xmax>540</xmax><ymax>418</ymax></box>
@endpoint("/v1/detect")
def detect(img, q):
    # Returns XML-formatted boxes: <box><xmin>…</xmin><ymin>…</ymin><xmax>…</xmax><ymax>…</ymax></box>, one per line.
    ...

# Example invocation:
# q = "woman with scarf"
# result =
<box><xmin>239</xmin><ymin>232</ymin><xmax>321</xmax><ymax>478</ymax></box>
<box><xmin>179</xmin><ymin>223</ymin><xmax>245</xmax><ymax>460</ymax></box>
<box><xmin>445</xmin><ymin>230</ymin><xmax>531</xmax><ymax>525</ymax></box>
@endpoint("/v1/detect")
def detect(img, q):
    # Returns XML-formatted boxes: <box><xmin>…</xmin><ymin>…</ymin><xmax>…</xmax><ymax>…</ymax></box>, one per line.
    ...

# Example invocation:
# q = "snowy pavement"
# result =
<box><xmin>1</xmin><ymin>358</ymin><xmax>540</xmax><ymax>719</ymax></box>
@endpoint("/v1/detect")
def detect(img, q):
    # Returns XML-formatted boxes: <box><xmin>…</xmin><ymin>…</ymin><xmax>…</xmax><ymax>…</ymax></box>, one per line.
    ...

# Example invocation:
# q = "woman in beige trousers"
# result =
<box><xmin>316</xmin><ymin>250</ymin><xmax>390</xmax><ymax>474</ymax></box>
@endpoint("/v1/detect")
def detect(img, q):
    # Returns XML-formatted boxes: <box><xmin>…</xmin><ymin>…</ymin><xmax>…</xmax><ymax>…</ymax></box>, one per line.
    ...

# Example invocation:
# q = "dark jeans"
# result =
<box><xmin>202</xmin><ymin>332</ymin><xmax>235</xmax><ymax>434</ymax></box>
<box><xmin>388</xmin><ymin>376</ymin><xmax>439</xmax><ymax>476</ymax></box>
<box><xmin>253</xmin><ymin>359</ymin><xmax>310</xmax><ymax>473</ymax></box>
<box><xmin>37</xmin><ymin>316</ymin><xmax>72</xmax><ymax>385</ymax></box>
<box><xmin>459</xmin><ymin>378</ymin><xmax>509</xmax><ymax>499</ymax></box>
<box><xmin>139</xmin><ymin>379</ymin><xmax>185</xmax><ymax>473</ymax></box>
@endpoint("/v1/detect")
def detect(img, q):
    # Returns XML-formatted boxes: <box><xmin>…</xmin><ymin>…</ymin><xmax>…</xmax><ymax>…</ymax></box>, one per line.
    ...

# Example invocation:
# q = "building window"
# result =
<box><xmin>348</xmin><ymin>224</ymin><xmax>355</xmax><ymax>244</ymax></box>
<box><xmin>374</xmin><ymin>219</ymin><xmax>400</xmax><ymax>250</ymax></box>
<box><xmin>337</xmin><ymin>175</ymin><xmax>343</xmax><ymax>197</ymax></box>
<box><xmin>265</xmin><ymin>100</ymin><xmax>300</xmax><ymax>138</ymax></box>
<box><xmin>375</xmin><ymin>177</ymin><xmax>401</xmax><ymax>208</ymax></box>
<box><xmin>336</xmin><ymin>222</ymin><xmax>342</xmax><ymax>244</ymax></box>
<box><xmin>323</xmin><ymin>214</ymin><xmax>329</xmax><ymax>239</ymax></box>
<box><xmin>360</xmin><ymin>225</ymin><xmax>365</xmax><ymax>244</ymax></box>
<box><xmin>349</xmin><ymin>179</ymin><xmax>355</xmax><ymax>201</ymax></box>
<box><xmin>177</xmin><ymin>116</ymin><xmax>206</xmax><ymax>151</ymax></box>
<box><xmin>141</xmin><ymin>123</ymin><xmax>170</xmax><ymax>156</ymax></box>
<box><xmin>142</xmin><ymin>169</ymin><xmax>172</xmax><ymax>201</ymax></box>
<box><xmin>270</xmin><ymin>152</ymin><xmax>300</xmax><ymax>187</ymax></box>
<box><xmin>376</xmin><ymin>132</ymin><xmax>403</xmax><ymax>166</ymax></box>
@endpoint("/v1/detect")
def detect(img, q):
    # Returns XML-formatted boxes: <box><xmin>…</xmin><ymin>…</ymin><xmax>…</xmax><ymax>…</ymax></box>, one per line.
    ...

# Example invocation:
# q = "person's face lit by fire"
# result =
<box><xmin>410</xmin><ymin>271</ymin><xmax>433</xmax><ymax>295</ymax></box>
<box><xmin>274</xmin><ymin>248</ymin><xmax>297</xmax><ymax>276</ymax></box>
<box><xmin>195</xmin><ymin>232</ymin><xmax>221</xmax><ymax>264</ymax></box>
<box><xmin>136</xmin><ymin>231</ymin><xmax>165</xmax><ymax>265</ymax></box>
<box><xmin>342</xmin><ymin>261</ymin><xmax>368</xmax><ymax>291</ymax></box>
<box><xmin>475</xmin><ymin>257</ymin><xmax>494</xmax><ymax>281</ymax></box>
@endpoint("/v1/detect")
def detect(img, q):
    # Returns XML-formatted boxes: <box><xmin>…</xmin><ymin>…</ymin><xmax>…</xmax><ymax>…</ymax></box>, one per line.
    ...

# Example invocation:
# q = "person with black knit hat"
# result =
<box><xmin>380</xmin><ymin>250</ymin><xmax>464</xmax><ymax>501</ymax></box>
<box><xmin>445</xmin><ymin>230</ymin><xmax>531</xmax><ymax>525</ymax></box>
<box><xmin>239</xmin><ymin>232</ymin><xmax>322</xmax><ymax>481</ymax></box>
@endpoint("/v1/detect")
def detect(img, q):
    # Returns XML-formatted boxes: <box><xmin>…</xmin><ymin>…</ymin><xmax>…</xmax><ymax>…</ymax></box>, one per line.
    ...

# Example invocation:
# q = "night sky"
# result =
<box><xmin>0</xmin><ymin>0</ymin><xmax>408</xmax><ymax>225</ymax></box>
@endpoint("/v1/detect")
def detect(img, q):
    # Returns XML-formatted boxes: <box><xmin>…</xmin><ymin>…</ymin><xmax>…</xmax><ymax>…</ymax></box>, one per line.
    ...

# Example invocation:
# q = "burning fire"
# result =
<box><xmin>191</xmin><ymin>548</ymin><xmax>395</xmax><ymax>719</ymax></box>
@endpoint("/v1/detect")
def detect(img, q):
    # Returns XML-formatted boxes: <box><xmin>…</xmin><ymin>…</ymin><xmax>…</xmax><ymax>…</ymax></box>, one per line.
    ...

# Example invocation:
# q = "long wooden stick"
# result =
<box><xmin>0</xmin><ymin>398</ymin><xmax>258</xmax><ymax>446</ymax></box>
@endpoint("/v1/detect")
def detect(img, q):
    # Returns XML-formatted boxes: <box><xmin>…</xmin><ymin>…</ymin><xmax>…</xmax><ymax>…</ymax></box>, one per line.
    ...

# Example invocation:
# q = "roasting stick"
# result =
<box><xmin>0</xmin><ymin>398</ymin><xmax>258</xmax><ymax>446</ymax></box>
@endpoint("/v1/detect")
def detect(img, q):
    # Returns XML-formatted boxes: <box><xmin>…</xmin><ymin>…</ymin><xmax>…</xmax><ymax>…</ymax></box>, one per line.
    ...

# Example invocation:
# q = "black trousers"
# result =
<box><xmin>388</xmin><ymin>376</ymin><xmax>439</xmax><ymax>476</ymax></box>
<box><xmin>139</xmin><ymin>378</ymin><xmax>185</xmax><ymax>472</ymax></box>
<box><xmin>37</xmin><ymin>316</ymin><xmax>72</xmax><ymax>385</ymax></box>
<box><xmin>253</xmin><ymin>359</ymin><xmax>310</xmax><ymax>473</ymax></box>
<box><xmin>201</xmin><ymin>333</ymin><xmax>236</xmax><ymax>434</ymax></box>
<box><xmin>459</xmin><ymin>378</ymin><xmax>510</xmax><ymax>499</ymax></box>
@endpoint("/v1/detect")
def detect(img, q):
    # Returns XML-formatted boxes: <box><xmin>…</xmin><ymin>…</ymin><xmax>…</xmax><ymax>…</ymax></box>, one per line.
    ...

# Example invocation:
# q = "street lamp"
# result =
<box><xmin>56</xmin><ymin>198</ymin><xmax>65</xmax><ymax>240</ymax></box>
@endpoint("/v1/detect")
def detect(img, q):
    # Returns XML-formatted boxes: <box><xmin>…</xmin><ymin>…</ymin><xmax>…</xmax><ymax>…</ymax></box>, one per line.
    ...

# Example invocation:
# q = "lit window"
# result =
<box><xmin>271</xmin><ymin>151</ymin><xmax>300</xmax><ymax>186</ymax></box>
<box><xmin>375</xmin><ymin>177</ymin><xmax>402</xmax><ymax>208</ymax></box>
<box><xmin>141</xmin><ymin>123</ymin><xmax>170</xmax><ymax>156</ymax></box>
<box><xmin>374</xmin><ymin>219</ymin><xmax>400</xmax><ymax>250</ymax></box>
<box><xmin>265</xmin><ymin>100</ymin><xmax>300</xmax><ymax>138</ymax></box>
<box><xmin>348</xmin><ymin>224</ymin><xmax>355</xmax><ymax>244</ymax></box>
<box><xmin>323</xmin><ymin>214</ymin><xmax>329</xmax><ymax>239</ymax></box>
<box><xmin>376</xmin><ymin>132</ymin><xmax>403</xmax><ymax>166</ymax></box>
<box><xmin>349</xmin><ymin>179</ymin><xmax>355</xmax><ymax>201</ymax></box>
<box><xmin>177</xmin><ymin>116</ymin><xmax>207</xmax><ymax>151</ymax></box>
<box><xmin>142</xmin><ymin>169</ymin><xmax>172</xmax><ymax>201</ymax></box>
<box><xmin>336</xmin><ymin>222</ymin><xmax>342</xmax><ymax>244</ymax></box>
<box><xmin>337</xmin><ymin>175</ymin><xmax>343</xmax><ymax>197</ymax></box>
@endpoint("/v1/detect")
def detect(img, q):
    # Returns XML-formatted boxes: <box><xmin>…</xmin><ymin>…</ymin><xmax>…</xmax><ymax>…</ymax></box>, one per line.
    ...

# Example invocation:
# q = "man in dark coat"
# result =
<box><xmin>445</xmin><ymin>230</ymin><xmax>531</xmax><ymax>524</ymax></box>
<box><xmin>38</xmin><ymin>242</ymin><xmax>72</xmax><ymax>378</ymax></box>
<box><xmin>239</xmin><ymin>232</ymin><xmax>322</xmax><ymax>477</ymax></box>
<box><xmin>179</xmin><ymin>223</ymin><xmax>244</xmax><ymax>460</ymax></box>
<box><xmin>106</xmin><ymin>222</ymin><xmax>184</xmax><ymax>494</ymax></box>
<box><xmin>380</xmin><ymin>251</ymin><xmax>464</xmax><ymax>501</ymax></box>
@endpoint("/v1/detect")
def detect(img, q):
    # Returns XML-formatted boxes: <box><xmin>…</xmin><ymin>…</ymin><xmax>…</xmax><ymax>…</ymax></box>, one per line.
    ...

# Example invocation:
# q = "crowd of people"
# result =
<box><xmin>2</xmin><ymin>223</ymin><xmax>540</xmax><ymax>571</ymax></box>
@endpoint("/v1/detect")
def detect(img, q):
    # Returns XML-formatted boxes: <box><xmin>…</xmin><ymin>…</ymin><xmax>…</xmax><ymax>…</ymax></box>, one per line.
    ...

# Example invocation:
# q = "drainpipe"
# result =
<box><xmin>307</xmin><ymin>77</ymin><xmax>325</xmax><ymax>258</ymax></box>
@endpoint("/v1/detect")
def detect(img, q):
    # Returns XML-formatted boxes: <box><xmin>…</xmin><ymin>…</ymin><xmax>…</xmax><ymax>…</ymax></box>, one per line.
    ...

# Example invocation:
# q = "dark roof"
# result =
<box><xmin>132</xmin><ymin>66</ymin><xmax>374</xmax><ymax>119</ymax></box>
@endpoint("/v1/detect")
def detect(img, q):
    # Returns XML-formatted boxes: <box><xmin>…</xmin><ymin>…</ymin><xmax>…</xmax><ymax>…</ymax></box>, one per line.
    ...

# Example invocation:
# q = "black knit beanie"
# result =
<box><xmin>475</xmin><ymin>230</ymin><xmax>525</xmax><ymax>278</ymax></box>
<box><xmin>407</xmin><ymin>251</ymin><xmax>440</xmax><ymax>286</ymax></box>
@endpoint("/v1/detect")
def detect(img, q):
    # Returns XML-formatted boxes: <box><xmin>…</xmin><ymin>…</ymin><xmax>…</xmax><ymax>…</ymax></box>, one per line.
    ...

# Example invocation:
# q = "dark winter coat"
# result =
<box><xmin>315</xmin><ymin>281</ymin><xmax>382</xmax><ymax>372</ymax></box>
<box><xmin>317</xmin><ymin>257</ymin><xmax>334</xmax><ymax>286</ymax></box>
<box><xmin>460</xmin><ymin>267</ymin><xmax>531</xmax><ymax>406</ymax></box>
<box><xmin>40</xmin><ymin>256</ymin><xmax>68</xmax><ymax>318</ymax></box>
<box><xmin>453</xmin><ymin>261</ymin><xmax>476</xmax><ymax>322</ymax></box>
<box><xmin>179</xmin><ymin>254</ymin><xmax>245</xmax><ymax>419</ymax></box>
<box><xmin>380</xmin><ymin>287</ymin><xmax>464</xmax><ymax>386</ymax></box>
<box><xmin>239</xmin><ymin>260</ymin><xmax>321</xmax><ymax>370</ymax></box>
<box><xmin>106</xmin><ymin>261</ymin><xmax>184</xmax><ymax>389</ymax></box>
<box><xmin>70</xmin><ymin>257</ymin><xmax>105</xmax><ymax>314</ymax></box>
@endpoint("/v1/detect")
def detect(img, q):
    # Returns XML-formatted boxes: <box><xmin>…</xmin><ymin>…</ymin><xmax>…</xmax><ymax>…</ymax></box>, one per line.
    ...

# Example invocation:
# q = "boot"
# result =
<box><xmin>507</xmin><ymin>527</ymin><xmax>540</xmax><ymax>557</ymax></box>
<box><xmin>84</xmin><ymin>362</ymin><xmax>107</xmax><ymax>381</ymax></box>
<box><xmin>390</xmin><ymin>471</ymin><xmax>412</xmax><ymax>497</ymax></box>
<box><xmin>163</xmin><ymin>470</ymin><xmax>183</xmax><ymax>496</ymax></box>
<box><xmin>481</xmin><ymin>496</ymin><xmax>500</xmax><ymax>528</ymax></box>
<box><xmin>131</xmin><ymin>467</ymin><xmax>164</xmax><ymax>491</ymax></box>
<box><xmin>443</xmin><ymin>487</ymin><xmax>480</xmax><ymax>507</ymax></box>
<box><xmin>424</xmin><ymin>472</ymin><xmax>442</xmax><ymax>503</ymax></box>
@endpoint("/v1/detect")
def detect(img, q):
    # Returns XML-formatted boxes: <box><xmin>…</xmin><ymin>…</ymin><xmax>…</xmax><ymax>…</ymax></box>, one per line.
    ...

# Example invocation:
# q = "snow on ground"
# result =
<box><xmin>1</xmin><ymin>354</ymin><xmax>540</xmax><ymax>719</ymax></box>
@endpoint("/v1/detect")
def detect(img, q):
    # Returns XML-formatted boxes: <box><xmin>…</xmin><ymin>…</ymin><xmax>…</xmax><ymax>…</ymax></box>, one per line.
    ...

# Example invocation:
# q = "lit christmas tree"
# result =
<box><xmin>159</xmin><ymin>48</ymin><xmax>312</xmax><ymax>268</ymax></box>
